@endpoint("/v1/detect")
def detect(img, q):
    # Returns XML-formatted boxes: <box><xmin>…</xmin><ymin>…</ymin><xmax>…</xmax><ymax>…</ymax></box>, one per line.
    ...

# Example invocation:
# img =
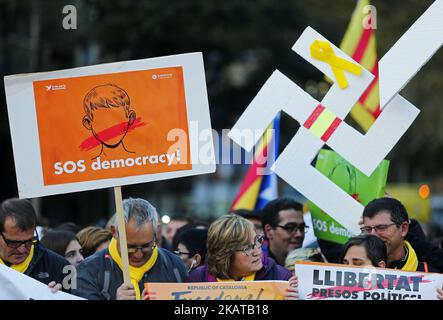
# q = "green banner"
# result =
<box><xmin>308</xmin><ymin>149</ymin><xmax>389</xmax><ymax>244</ymax></box>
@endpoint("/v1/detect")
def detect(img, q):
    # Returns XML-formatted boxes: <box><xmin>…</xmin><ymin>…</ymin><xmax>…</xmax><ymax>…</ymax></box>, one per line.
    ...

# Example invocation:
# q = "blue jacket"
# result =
<box><xmin>73</xmin><ymin>247</ymin><xmax>188</xmax><ymax>300</ymax></box>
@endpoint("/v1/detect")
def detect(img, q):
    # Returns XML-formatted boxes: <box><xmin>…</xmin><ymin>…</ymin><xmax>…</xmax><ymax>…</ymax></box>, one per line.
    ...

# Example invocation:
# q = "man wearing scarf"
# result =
<box><xmin>74</xmin><ymin>198</ymin><xmax>188</xmax><ymax>300</ymax></box>
<box><xmin>361</xmin><ymin>197</ymin><xmax>437</xmax><ymax>272</ymax></box>
<box><xmin>0</xmin><ymin>198</ymin><xmax>70</xmax><ymax>292</ymax></box>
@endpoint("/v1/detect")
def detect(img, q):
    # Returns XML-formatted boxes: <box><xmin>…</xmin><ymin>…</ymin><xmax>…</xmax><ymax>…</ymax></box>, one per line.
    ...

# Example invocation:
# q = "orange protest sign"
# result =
<box><xmin>33</xmin><ymin>67</ymin><xmax>191</xmax><ymax>185</ymax></box>
<box><xmin>5</xmin><ymin>53</ymin><xmax>215</xmax><ymax>197</ymax></box>
<box><xmin>144</xmin><ymin>281</ymin><xmax>289</xmax><ymax>300</ymax></box>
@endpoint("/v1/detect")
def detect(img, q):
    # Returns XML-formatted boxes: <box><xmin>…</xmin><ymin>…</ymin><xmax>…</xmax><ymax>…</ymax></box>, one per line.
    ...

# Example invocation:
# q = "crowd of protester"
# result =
<box><xmin>0</xmin><ymin>195</ymin><xmax>442</xmax><ymax>300</ymax></box>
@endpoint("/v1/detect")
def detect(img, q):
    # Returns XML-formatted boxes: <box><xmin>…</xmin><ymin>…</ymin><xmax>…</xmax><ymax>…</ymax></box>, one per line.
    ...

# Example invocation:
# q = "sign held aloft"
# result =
<box><xmin>4</xmin><ymin>52</ymin><xmax>215</xmax><ymax>198</ymax></box>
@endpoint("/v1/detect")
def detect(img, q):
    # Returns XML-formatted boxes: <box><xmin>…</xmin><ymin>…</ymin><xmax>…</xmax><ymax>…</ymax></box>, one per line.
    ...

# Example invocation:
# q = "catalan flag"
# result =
<box><xmin>230</xmin><ymin>114</ymin><xmax>280</xmax><ymax>211</ymax></box>
<box><xmin>340</xmin><ymin>0</ymin><xmax>380</xmax><ymax>132</ymax></box>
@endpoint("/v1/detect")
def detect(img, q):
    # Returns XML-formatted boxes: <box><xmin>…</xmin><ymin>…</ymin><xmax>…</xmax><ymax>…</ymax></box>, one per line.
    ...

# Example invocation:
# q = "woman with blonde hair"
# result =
<box><xmin>187</xmin><ymin>214</ymin><xmax>298</xmax><ymax>299</ymax></box>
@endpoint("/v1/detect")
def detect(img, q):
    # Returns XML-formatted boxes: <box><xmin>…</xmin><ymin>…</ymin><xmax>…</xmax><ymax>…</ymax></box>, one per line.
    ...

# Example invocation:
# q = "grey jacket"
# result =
<box><xmin>73</xmin><ymin>247</ymin><xmax>188</xmax><ymax>300</ymax></box>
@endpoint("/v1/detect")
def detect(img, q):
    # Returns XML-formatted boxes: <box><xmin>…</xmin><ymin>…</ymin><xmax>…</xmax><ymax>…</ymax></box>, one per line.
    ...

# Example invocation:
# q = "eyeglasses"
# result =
<box><xmin>276</xmin><ymin>223</ymin><xmax>309</xmax><ymax>234</ymax></box>
<box><xmin>0</xmin><ymin>230</ymin><xmax>39</xmax><ymax>249</ymax></box>
<box><xmin>115</xmin><ymin>231</ymin><xmax>157</xmax><ymax>255</ymax></box>
<box><xmin>174</xmin><ymin>250</ymin><xmax>192</xmax><ymax>257</ymax></box>
<box><xmin>360</xmin><ymin>223</ymin><xmax>397</xmax><ymax>234</ymax></box>
<box><xmin>127</xmin><ymin>240</ymin><xmax>156</xmax><ymax>255</ymax></box>
<box><xmin>236</xmin><ymin>235</ymin><xmax>265</xmax><ymax>256</ymax></box>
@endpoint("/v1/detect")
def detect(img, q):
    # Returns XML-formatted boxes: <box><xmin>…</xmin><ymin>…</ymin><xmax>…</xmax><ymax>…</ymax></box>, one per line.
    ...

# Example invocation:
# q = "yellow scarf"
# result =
<box><xmin>108</xmin><ymin>238</ymin><xmax>158</xmax><ymax>300</ymax></box>
<box><xmin>401</xmin><ymin>240</ymin><xmax>419</xmax><ymax>272</ymax></box>
<box><xmin>217</xmin><ymin>273</ymin><xmax>256</xmax><ymax>282</ymax></box>
<box><xmin>0</xmin><ymin>245</ymin><xmax>34</xmax><ymax>273</ymax></box>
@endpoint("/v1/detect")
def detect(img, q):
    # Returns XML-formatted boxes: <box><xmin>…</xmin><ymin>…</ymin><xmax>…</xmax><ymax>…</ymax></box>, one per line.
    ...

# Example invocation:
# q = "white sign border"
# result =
<box><xmin>4</xmin><ymin>52</ymin><xmax>215</xmax><ymax>198</ymax></box>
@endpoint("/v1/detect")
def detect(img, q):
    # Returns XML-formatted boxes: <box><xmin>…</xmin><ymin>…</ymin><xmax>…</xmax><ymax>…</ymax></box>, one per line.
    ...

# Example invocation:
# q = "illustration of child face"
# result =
<box><xmin>83</xmin><ymin>106</ymin><xmax>136</xmax><ymax>148</ymax></box>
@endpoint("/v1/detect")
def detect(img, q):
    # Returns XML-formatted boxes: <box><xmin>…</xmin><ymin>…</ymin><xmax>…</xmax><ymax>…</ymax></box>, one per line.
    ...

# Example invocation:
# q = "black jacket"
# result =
<box><xmin>25</xmin><ymin>244</ymin><xmax>71</xmax><ymax>291</ymax></box>
<box><xmin>73</xmin><ymin>247</ymin><xmax>188</xmax><ymax>300</ymax></box>
<box><xmin>389</xmin><ymin>259</ymin><xmax>433</xmax><ymax>273</ymax></box>
<box><xmin>405</xmin><ymin>219</ymin><xmax>443</xmax><ymax>273</ymax></box>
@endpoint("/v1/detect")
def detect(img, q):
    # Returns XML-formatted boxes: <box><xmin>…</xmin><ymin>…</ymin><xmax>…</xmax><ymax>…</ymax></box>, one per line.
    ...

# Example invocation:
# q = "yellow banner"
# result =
<box><xmin>144</xmin><ymin>281</ymin><xmax>289</xmax><ymax>300</ymax></box>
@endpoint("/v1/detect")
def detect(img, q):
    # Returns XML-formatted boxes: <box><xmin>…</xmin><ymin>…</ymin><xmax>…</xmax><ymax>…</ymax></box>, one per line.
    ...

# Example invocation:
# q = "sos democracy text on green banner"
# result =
<box><xmin>308</xmin><ymin>149</ymin><xmax>389</xmax><ymax>244</ymax></box>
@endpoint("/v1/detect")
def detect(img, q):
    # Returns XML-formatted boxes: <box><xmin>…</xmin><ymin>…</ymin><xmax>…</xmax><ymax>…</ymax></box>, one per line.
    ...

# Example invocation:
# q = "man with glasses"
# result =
<box><xmin>173</xmin><ymin>227</ymin><xmax>207</xmax><ymax>273</ymax></box>
<box><xmin>0</xmin><ymin>198</ymin><xmax>70</xmax><ymax>292</ymax></box>
<box><xmin>74</xmin><ymin>198</ymin><xmax>188</xmax><ymax>300</ymax></box>
<box><xmin>261</xmin><ymin>197</ymin><xmax>307</xmax><ymax>267</ymax></box>
<box><xmin>361</xmin><ymin>197</ymin><xmax>437</xmax><ymax>272</ymax></box>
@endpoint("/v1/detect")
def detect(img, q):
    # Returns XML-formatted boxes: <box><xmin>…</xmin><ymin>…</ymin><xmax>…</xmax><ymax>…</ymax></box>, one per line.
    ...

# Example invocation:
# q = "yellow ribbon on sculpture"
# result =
<box><xmin>401</xmin><ymin>240</ymin><xmax>419</xmax><ymax>272</ymax></box>
<box><xmin>217</xmin><ymin>273</ymin><xmax>256</xmax><ymax>282</ymax></box>
<box><xmin>108</xmin><ymin>238</ymin><xmax>158</xmax><ymax>300</ymax></box>
<box><xmin>310</xmin><ymin>40</ymin><xmax>363</xmax><ymax>89</ymax></box>
<box><xmin>0</xmin><ymin>245</ymin><xmax>34</xmax><ymax>273</ymax></box>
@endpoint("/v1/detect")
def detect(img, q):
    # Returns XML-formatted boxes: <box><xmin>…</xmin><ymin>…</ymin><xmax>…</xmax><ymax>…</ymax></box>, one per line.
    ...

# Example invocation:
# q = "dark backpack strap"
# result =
<box><xmin>157</xmin><ymin>248</ymin><xmax>183</xmax><ymax>282</ymax></box>
<box><xmin>101</xmin><ymin>253</ymin><xmax>113</xmax><ymax>300</ymax></box>
<box><xmin>158</xmin><ymin>249</ymin><xmax>170</xmax><ymax>270</ymax></box>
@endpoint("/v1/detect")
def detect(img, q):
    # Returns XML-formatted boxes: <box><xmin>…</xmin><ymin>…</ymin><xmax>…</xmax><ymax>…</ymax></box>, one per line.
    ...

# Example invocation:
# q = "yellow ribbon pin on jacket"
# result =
<box><xmin>310</xmin><ymin>40</ymin><xmax>362</xmax><ymax>89</ymax></box>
